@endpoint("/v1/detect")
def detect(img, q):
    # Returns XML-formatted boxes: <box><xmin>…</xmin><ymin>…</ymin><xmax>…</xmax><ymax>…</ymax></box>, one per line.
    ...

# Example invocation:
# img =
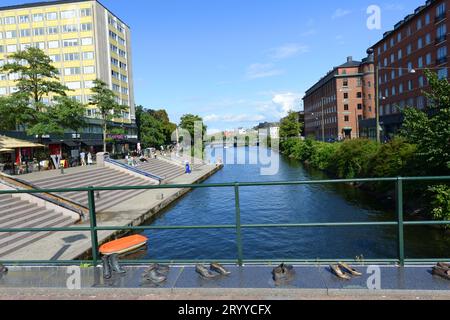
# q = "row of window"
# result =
<box><xmin>0</xmin><ymin>23</ymin><xmax>93</xmax><ymax>39</ymax></box>
<box><xmin>0</xmin><ymin>8</ymin><xmax>92</xmax><ymax>25</ymax></box>
<box><xmin>377</xmin><ymin>2</ymin><xmax>446</xmax><ymax>54</ymax></box>
<box><xmin>110</xmin><ymin>44</ymin><xmax>127</xmax><ymax>58</ymax></box>
<box><xmin>111</xmin><ymin>70</ymin><xmax>128</xmax><ymax>83</ymax></box>
<box><xmin>380</xmin><ymin>96</ymin><xmax>427</xmax><ymax>116</ymax></box>
<box><xmin>111</xmin><ymin>57</ymin><xmax>127</xmax><ymax>70</ymax></box>
<box><xmin>379</xmin><ymin>27</ymin><xmax>447</xmax><ymax>68</ymax></box>
<box><xmin>108</xmin><ymin>16</ymin><xmax>125</xmax><ymax>34</ymax></box>
<box><xmin>108</xmin><ymin>30</ymin><xmax>126</xmax><ymax>46</ymax></box>
<box><xmin>0</xmin><ymin>38</ymin><xmax>94</xmax><ymax>53</ymax></box>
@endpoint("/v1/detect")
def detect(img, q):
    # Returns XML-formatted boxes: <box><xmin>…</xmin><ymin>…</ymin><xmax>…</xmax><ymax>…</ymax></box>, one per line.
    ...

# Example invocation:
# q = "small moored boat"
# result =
<box><xmin>100</xmin><ymin>235</ymin><xmax>148</xmax><ymax>255</ymax></box>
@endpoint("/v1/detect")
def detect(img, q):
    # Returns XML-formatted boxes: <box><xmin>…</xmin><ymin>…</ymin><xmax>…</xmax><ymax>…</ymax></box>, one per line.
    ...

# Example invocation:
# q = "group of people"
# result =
<box><xmin>79</xmin><ymin>151</ymin><xmax>93</xmax><ymax>166</ymax></box>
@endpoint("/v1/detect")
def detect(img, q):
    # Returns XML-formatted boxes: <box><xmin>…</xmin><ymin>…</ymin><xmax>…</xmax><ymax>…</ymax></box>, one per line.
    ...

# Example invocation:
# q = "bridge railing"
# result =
<box><xmin>0</xmin><ymin>176</ymin><xmax>450</xmax><ymax>266</ymax></box>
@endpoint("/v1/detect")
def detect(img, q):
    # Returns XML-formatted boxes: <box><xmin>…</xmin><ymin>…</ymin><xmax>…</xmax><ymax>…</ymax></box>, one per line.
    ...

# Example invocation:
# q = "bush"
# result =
<box><xmin>367</xmin><ymin>138</ymin><xmax>418</xmax><ymax>178</ymax></box>
<box><xmin>428</xmin><ymin>185</ymin><xmax>450</xmax><ymax>229</ymax></box>
<box><xmin>328</xmin><ymin>139</ymin><xmax>380</xmax><ymax>179</ymax></box>
<box><xmin>309</xmin><ymin>142</ymin><xmax>340</xmax><ymax>171</ymax></box>
<box><xmin>290</xmin><ymin>138</ymin><xmax>316</xmax><ymax>162</ymax></box>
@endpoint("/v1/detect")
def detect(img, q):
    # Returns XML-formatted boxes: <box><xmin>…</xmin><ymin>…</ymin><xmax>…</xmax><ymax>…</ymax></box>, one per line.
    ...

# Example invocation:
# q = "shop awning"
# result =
<box><xmin>0</xmin><ymin>148</ymin><xmax>14</xmax><ymax>153</ymax></box>
<box><xmin>62</xmin><ymin>141</ymin><xmax>78</xmax><ymax>147</ymax></box>
<box><xmin>82</xmin><ymin>140</ymin><xmax>104</xmax><ymax>147</ymax></box>
<box><xmin>0</xmin><ymin>136</ymin><xmax>44</xmax><ymax>149</ymax></box>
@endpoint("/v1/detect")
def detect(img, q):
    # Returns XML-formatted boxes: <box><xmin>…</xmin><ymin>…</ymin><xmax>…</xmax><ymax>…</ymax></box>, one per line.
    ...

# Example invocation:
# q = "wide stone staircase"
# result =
<box><xmin>0</xmin><ymin>193</ymin><xmax>76</xmax><ymax>258</ymax></box>
<box><xmin>135</xmin><ymin>158</ymin><xmax>186</xmax><ymax>183</ymax></box>
<box><xmin>28</xmin><ymin>167</ymin><xmax>153</xmax><ymax>212</ymax></box>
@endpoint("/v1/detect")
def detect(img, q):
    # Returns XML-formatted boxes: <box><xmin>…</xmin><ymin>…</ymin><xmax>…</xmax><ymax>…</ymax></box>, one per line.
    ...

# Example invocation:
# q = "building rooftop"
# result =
<box><xmin>0</xmin><ymin>0</ymin><xmax>130</xmax><ymax>28</ymax></box>
<box><xmin>370</xmin><ymin>0</ymin><xmax>438</xmax><ymax>49</ymax></box>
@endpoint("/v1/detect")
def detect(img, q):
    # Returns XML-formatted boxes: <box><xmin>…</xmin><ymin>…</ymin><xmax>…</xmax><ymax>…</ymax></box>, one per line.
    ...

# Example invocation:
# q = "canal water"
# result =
<box><xmin>141</xmin><ymin>146</ymin><xmax>450</xmax><ymax>261</ymax></box>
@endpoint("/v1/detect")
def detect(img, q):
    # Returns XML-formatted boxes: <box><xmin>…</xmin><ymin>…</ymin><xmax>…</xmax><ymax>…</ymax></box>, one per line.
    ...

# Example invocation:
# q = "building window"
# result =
<box><xmin>83</xmin><ymin>66</ymin><xmax>95</xmax><ymax>74</ymax></box>
<box><xmin>4</xmin><ymin>16</ymin><xmax>16</xmax><ymax>25</ymax></box>
<box><xmin>80</xmin><ymin>8</ymin><xmax>92</xmax><ymax>17</ymax></box>
<box><xmin>392</xmin><ymin>86</ymin><xmax>396</xmax><ymax>96</ymax></box>
<box><xmin>417</xmin><ymin>18</ymin><xmax>422</xmax><ymax>30</ymax></box>
<box><xmin>438</xmin><ymin>68</ymin><xmax>448</xmax><ymax>79</ymax></box>
<box><xmin>437</xmin><ymin>24</ymin><xmax>447</xmax><ymax>43</ymax></box>
<box><xmin>66</xmin><ymin>82</ymin><xmax>81</xmax><ymax>90</ymax></box>
<box><xmin>81</xmin><ymin>37</ymin><xmax>93</xmax><ymax>46</ymax></box>
<box><xmin>418</xmin><ymin>76</ymin><xmax>424</xmax><ymax>88</ymax></box>
<box><xmin>436</xmin><ymin>3</ymin><xmax>446</xmax><ymax>20</ymax></box>
<box><xmin>33</xmin><ymin>14</ymin><xmax>44</xmax><ymax>22</ymax></box>
<box><xmin>344</xmin><ymin>104</ymin><xmax>349</xmax><ymax>111</ymax></box>
<box><xmin>49</xmin><ymin>54</ymin><xmax>61</xmax><ymax>62</ymax></box>
<box><xmin>390</xmin><ymin>38</ymin><xmax>395</xmax><ymax>47</ymax></box>
<box><xmin>391</xmin><ymin>70</ymin><xmax>396</xmax><ymax>80</ymax></box>
<box><xmin>399</xmin><ymin>83</ymin><xmax>403</xmax><ymax>94</ymax></box>
<box><xmin>47</xmin><ymin>26</ymin><xmax>59</xmax><ymax>35</ymax></box>
<box><xmin>5</xmin><ymin>30</ymin><xmax>17</xmax><ymax>39</ymax></box>
<box><xmin>46</xmin><ymin>12</ymin><xmax>58</xmax><ymax>20</ymax></box>
<box><xmin>390</xmin><ymin>54</ymin><xmax>395</xmax><ymax>63</ymax></box>
<box><xmin>437</xmin><ymin>46</ymin><xmax>447</xmax><ymax>64</ymax></box>
<box><xmin>397</xmin><ymin>33</ymin><xmax>402</xmax><ymax>43</ymax></box>
<box><xmin>343</xmin><ymin>79</ymin><xmax>348</xmax><ymax>87</ymax></box>
<box><xmin>84</xmin><ymin>81</ymin><xmax>94</xmax><ymax>89</ymax></box>
<box><xmin>19</xmin><ymin>15</ymin><xmax>30</xmax><ymax>23</ymax></box>
<box><xmin>64</xmin><ymin>67</ymin><xmax>81</xmax><ymax>76</ymax></box>
<box><xmin>418</xmin><ymin>56</ymin><xmax>423</xmax><ymax>68</ymax></box>
<box><xmin>343</xmin><ymin>93</ymin><xmax>348</xmax><ymax>99</ymax></box>
<box><xmin>20</xmin><ymin>29</ymin><xmax>31</xmax><ymax>37</ymax></box>
<box><xmin>398</xmin><ymin>49</ymin><xmax>402</xmax><ymax>60</ymax></box>
<box><xmin>425</xmin><ymin>33</ymin><xmax>431</xmax><ymax>45</ymax></box>
<box><xmin>426</xmin><ymin>53</ymin><xmax>432</xmax><ymax>65</ymax></box>
<box><xmin>408</xmin><ymin>80</ymin><xmax>413</xmax><ymax>90</ymax></box>
<box><xmin>6</xmin><ymin>45</ymin><xmax>17</xmax><ymax>53</ymax></box>
<box><xmin>61</xmin><ymin>10</ymin><xmax>77</xmax><ymax>19</ymax></box>
<box><xmin>406</xmin><ymin>44</ymin><xmax>412</xmax><ymax>55</ymax></box>
<box><xmin>356</xmin><ymin>92</ymin><xmax>362</xmax><ymax>98</ymax></box>
<box><xmin>407</xmin><ymin>61</ymin><xmax>413</xmax><ymax>71</ymax></box>
<box><xmin>63</xmin><ymin>39</ymin><xmax>79</xmax><ymax>47</ymax></box>
<box><xmin>357</xmin><ymin>104</ymin><xmax>362</xmax><ymax>110</ymax></box>
<box><xmin>425</xmin><ymin>13</ymin><xmax>430</xmax><ymax>25</ymax></box>
<box><xmin>62</xmin><ymin>24</ymin><xmax>79</xmax><ymax>33</ymax></box>
<box><xmin>81</xmin><ymin>23</ymin><xmax>93</xmax><ymax>32</ymax></box>
<box><xmin>82</xmin><ymin>52</ymin><xmax>94</xmax><ymax>60</ymax></box>
<box><xmin>344</xmin><ymin>116</ymin><xmax>349</xmax><ymax>122</ymax></box>
<box><xmin>33</xmin><ymin>28</ymin><xmax>45</xmax><ymax>36</ymax></box>
<box><xmin>418</xmin><ymin>38</ymin><xmax>423</xmax><ymax>49</ymax></box>
<box><xmin>64</xmin><ymin>53</ymin><xmax>80</xmax><ymax>61</ymax></box>
<box><xmin>48</xmin><ymin>41</ymin><xmax>59</xmax><ymax>49</ymax></box>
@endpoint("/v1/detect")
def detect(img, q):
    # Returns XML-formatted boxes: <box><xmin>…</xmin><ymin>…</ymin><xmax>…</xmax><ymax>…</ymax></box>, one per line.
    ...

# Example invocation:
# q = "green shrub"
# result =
<box><xmin>367</xmin><ymin>138</ymin><xmax>418</xmax><ymax>178</ymax></box>
<box><xmin>309</xmin><ymin>142</ymin><xmax>341</xmax><ymax>171</ymax></box>
<box><xmin>328</xmin><ymin>139</ymin><xmax>380</xmax><ymax>179</ymax></box>
<box><xmin>428</xmin><ymin>185</ymin><xmax>450</xmax><ymax>229</ymax></box>
<box><xmin>291</xmin><ymin>138</ymin><xmax>316</xmax><ymax>162</ymax></box>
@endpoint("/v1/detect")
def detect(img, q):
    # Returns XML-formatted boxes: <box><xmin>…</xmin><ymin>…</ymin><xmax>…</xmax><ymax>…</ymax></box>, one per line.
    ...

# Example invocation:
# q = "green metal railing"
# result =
<box><xmin>0</xmin><ymin>176</ymin><xmax>450</xmax><ymax>266</ymax></box>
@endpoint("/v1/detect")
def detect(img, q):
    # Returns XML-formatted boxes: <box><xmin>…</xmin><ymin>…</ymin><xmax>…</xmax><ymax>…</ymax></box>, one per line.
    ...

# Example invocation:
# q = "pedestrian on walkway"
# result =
<box><xmin>80</xmin><ymin>151</ymin><xmax>86</xmax><ymax>166</ymax></box>
<box><xmin>87</xmin><ymin>152</ymin><xmax>93</xmax><ymax>165</ymax></box>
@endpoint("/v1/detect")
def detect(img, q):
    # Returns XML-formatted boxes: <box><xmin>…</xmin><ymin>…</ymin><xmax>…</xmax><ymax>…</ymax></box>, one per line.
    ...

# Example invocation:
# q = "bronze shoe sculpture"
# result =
<box><xmin>143</xmin><ymin>264</ymin><xmax>170</xmax><ymax>277</ymax></box>
<box><xmin>0</xmin><ymin>264</ymin><xmax>7</xmax><ymax>274</ymax></box>
<box><xmin>330</xmin><ymin>264</ymin><xmax>351</xmax><ymax>280</ymax></box>
<box><xmin>338</xmin><ymin>262</ymin><xmax>362</xmax><ymax>276</ymax></box>
<box><xmin>210</xmin><ymin>263</ymin><xmax>231</xmax><ymax>276</ymax></box>
<box><xmin>432</xmin><ymin>266</ymin><xmax>450</xmax><ymax>281</ymax></box>
<box><xmin>272</xmin><ymin>263</ymin><xmax>295</xmax><ymax>282</ymax></box>
<box><xmin>437</xmin><ymin>262</ymin><xmax>450</xmax><ymax>269</ymax></box>
<box><xmin>144</xmin><ymin>269</ymin><xmax>167</xmax><ymax>284</ymax></box>
<box><xmin>196</xmin><ymin>264</ymin><xmax>217</xmax><ymax>279</ymax></box>
<box><xmin>109</xmin><ymin>254</ymin><xmax>126</xmax><ymax>274</ymax></box>
<box><xmin>102</xmin><ymin>256</ymin><xmax>112</xmax><ymax>279</ymax></box>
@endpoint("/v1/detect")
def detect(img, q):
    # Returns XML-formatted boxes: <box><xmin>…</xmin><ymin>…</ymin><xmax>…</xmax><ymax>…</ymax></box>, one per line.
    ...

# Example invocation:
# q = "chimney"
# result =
<box><xmin>347</xmin><ymin>56</ymin><xmax>353</xmax><ymax>62</ymax></box>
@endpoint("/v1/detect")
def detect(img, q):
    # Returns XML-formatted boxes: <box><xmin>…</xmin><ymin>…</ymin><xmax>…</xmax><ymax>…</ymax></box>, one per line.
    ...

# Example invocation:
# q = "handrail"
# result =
<box><xmin>0</xmin><ymin>175</ymin><xmax>449</xmax><ymax>266</ymax></box>
<box><xmin>105</xmin><ymin>158</ymin><xmax>164</xmax><ymax>181</ymax></box>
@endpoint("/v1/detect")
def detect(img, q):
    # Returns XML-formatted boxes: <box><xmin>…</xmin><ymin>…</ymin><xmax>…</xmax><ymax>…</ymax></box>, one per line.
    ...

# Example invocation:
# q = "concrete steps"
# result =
<box><xmin>136</xmin><ymin>159</ymin><xmax>186</xmax><ymax>182</ymax></box>
<box><xmin>0</xmin><ymin>194</ymin><xmax>77</xmax><ymax>258</ymax></box>
<box><xmin>26</xmin><ymin>167</ymin><xmax>152</xmax><ymax>212</ymax></box>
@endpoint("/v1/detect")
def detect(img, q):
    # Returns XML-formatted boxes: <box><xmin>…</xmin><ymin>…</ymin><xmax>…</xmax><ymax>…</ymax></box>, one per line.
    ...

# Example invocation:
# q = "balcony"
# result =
<box><xmin>436</xmin><ymin>57</ymin><xmax>448</xmax><ymax>65</ymax></box>
<box><xmin>435</xmin><ymin>13</ymin><xmax>446</xmax><ymax>23</ymax></box>
<box><xmin>435</xmin><ymin>35</ymin><xmax>447</xmax><ymax>45</ymax></box>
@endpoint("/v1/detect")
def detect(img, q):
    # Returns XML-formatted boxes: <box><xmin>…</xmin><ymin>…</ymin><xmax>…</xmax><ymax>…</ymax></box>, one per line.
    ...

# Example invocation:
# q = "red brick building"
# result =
<box><xmin>360</xmin><ymin>0</ymin><xmax>449</xmax><ymax>139</ymax></box>
<box><xmin>303</xmin><ymin>54</ymin><xmax>375</xmax><ymax>141</ymax></box>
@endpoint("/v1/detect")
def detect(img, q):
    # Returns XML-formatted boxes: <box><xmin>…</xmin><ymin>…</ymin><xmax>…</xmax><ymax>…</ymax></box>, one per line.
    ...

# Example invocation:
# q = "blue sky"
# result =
<box><xmin>3</xmin><ymin>0</ymin><xmax>426</xmax><ymax>133</ymax></box>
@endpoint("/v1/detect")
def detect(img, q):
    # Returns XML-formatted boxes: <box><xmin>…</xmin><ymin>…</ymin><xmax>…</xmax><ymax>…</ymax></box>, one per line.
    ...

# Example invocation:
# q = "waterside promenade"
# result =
<box><xmin>0</xmin><ymin>161</ymin><xmax>222</xmax><ymax>261</ymax></box>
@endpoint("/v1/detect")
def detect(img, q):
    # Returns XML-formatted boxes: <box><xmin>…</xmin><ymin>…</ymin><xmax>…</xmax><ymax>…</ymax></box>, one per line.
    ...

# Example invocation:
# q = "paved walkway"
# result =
<box><xmin>1</xmin><ymin>163</ymin><xmax>222</xmax><ymax>261</ymax></box>
<box><xmin>1</xmin><ymin>265</ymin><xmax>450</xmax><ymax>300</ymax></box>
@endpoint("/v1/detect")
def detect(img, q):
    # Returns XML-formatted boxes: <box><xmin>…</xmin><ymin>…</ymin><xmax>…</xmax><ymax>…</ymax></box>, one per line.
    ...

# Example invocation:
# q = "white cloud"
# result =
<box><xmin>269</xmin><ymin>43</ymin><xmax>309</xmax><ymax>60</ymax></box>
<box><xmin>272</xmin><ymin>92</ymin><xmax>304</xmax><ymax>115</ymax></box>
<box><xmin>332</xmin><ymin>8</ymin><xmax>351</xmax><ymax>19</ymax></box>
<box><xmin>301</xmin><ymin>29</ymin><xmax>317</xmax><ymax>37</ymax></box>
<box><xmin>246</xmin><ymin>63</ymin><xmax>284</xmax><ymax>80</ymax></box>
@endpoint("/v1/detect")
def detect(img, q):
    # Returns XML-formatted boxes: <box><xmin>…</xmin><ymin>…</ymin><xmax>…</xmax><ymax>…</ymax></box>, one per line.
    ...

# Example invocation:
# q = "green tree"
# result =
<box><xmin>400</xmin><ymin>70</ymin><xmax>450</xmax><ymax>175</ymax></box>
<box><xmin>89</xmin><ymin>79</ymin><xmax>127</xmax><ymax>152</ymax></box>
<box><xmin>280</xmin><ymin>111</ymin><xmax>301</xmax><ymax>140</ymax></box>
<box><xmin>1</xmin><ymin>47</ymin><xmax>68</xmax><ymax>106</ymax></box>
<box><xmin>179</xmin><ymin>114</ymin><xmax>207</xmax><ymax>142</ymax></box>
<box><xmin>140</xmin><ymin>112</ymin><xmax>166</xmax><ymax>148</ymax></box>
<box><xmin>0</xmin><ymin>48</ymin><xmax>86</xmax><ymax>140</ymax></box>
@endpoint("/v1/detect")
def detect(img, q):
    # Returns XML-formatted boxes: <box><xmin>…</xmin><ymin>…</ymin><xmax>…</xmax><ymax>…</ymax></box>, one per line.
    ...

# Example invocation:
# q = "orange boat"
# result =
<box><xmin>100</xmin><ymin>235</ymin><xmax>148</xmax><ymax>255</ymax></box>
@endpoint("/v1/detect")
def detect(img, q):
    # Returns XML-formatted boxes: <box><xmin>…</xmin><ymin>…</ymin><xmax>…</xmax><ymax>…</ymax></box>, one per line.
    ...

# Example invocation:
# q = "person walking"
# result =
<box><xmin>87</xmin><ymin>152</ymin><xmax>93</xmax><ymax>165</ymax></box>
<box><xmin>80</xmin><ymin>151</ymin><xmax>86</xmax><ymax>166</ymax></box>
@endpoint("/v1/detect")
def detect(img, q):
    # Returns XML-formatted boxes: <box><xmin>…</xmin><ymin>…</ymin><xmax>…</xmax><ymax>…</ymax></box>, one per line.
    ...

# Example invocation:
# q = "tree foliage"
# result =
<box><xmin>280</xmin><ymin>111</ymin><xmax>301</xmax><ymax>140</ymax></box>
<box><xmin>400</xmin><ymin>70</ymin><xmax>450</xmax><ymax>175</ymax></box>
<box><xmin>89</xmin><ymin>79</ymin><xmax>127</xmax><ymax>152</ymax></box>
<box><xmin>179</xmin><ymin>114</ymin><xmax>207</xmax><ymax>141</ymax></box>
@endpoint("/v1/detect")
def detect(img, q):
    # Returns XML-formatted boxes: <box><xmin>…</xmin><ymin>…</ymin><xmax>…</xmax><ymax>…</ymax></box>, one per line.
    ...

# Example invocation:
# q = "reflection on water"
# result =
<box><xmin>140</xmin><ymin>147</ymin><xmax>450</xmax><ymax>261</ymax></box>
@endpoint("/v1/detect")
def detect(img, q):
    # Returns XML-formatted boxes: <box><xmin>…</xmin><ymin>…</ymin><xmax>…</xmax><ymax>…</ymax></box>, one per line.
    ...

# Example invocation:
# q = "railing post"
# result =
<box><xmin>396</xmin><ymin>177</ymin><xmax>405</xmax><ymax>266</ymax></box>
<box><xmin>234</xmin><ymin>183</ymin><xmax>243</xmax><ymax>266</ymax></box>
<box><xmin>87</xmin><ymin>186</ymin><xmax>99</xmax><ymax>265</ymax></box>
